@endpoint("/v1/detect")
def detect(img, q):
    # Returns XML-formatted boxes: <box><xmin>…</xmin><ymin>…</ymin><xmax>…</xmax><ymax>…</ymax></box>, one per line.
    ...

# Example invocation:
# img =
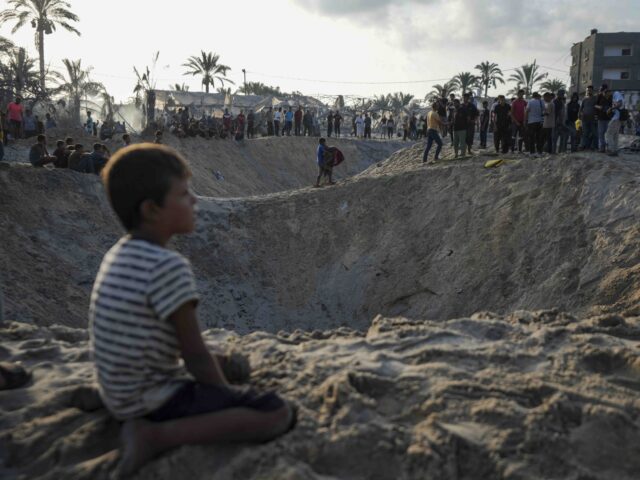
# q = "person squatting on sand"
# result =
<box><xmin>90</xmin><ymin>144</ymin><xmax>295</xmax><ymax>476</ymax></box>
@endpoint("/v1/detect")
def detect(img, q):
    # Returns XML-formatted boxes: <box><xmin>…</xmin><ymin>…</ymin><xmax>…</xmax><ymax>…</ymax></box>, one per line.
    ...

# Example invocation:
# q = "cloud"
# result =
<box><xmin>292</xmin><ymin>0</ymin><xmax>640</xmax><ymax>58</ymax></box>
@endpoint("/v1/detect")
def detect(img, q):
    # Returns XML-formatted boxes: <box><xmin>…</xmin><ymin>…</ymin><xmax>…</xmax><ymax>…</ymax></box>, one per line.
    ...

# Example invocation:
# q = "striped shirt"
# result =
<box><xmin>89</xmin><ymin>237</ymin><xmax>199</xmax><ymax>420</ymax></box>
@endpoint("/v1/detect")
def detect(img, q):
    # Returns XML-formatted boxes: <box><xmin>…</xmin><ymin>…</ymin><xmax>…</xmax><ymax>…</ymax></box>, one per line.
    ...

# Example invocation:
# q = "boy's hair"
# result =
<box><xmin>75</xmin><ymin>144</ymin><xmax>83</xmax><ymax>150</ymax></box>
<box><xmin>65</xmin><ymin>137</ymin><xmax>74</xmax><ymax>144</ymax></box>
<box><xmin>93</xmin><ymin>142</ymin><xmax>102</xmax><ymax>151</ymax></box>
<box><xmin>101</xmin><ymin>144</ymin><xmax>191</xmax><ymax>231</ymax></box>
<box><xmin>37</xmin><ymin>134</ymin><xmax>46</xmax><ymax>142</ymax></box>
<box><xmin>319</xmin><ymin>137</ymin><xmax>326</xmax><ymax>144</ymax></box>
<box><xmin>56</xmin><ymin>140</ymin><xmax>65</xmax><ymax>147</ymax></box>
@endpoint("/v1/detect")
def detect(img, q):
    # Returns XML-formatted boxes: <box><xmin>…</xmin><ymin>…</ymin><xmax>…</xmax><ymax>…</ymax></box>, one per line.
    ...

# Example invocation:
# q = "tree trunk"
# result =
<box><xmin>38</xmin><ymin>27</ymin><xmax>45</xmax><ymax>94</ymax></box>
<box><xmin>205</xmin><ymin>82</ymin><xmax>209</xmax><ymax>94</ymax></box>
<box><xmin>73</xmin><ymin>94</ymin><xmax>81</xmax><ymax>127</ymax></box>
<box><xmin>146</xmin><ymin>90</ymin><xmax>156</xmax><ymax>127</ymax></box>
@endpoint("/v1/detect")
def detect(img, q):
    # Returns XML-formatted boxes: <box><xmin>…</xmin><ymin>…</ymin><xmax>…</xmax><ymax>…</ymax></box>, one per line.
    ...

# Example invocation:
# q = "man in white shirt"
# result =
<box><xmin>525</xmin><ymin>92</ymin><xmax>545</xmax><ymax>155</ymax></box>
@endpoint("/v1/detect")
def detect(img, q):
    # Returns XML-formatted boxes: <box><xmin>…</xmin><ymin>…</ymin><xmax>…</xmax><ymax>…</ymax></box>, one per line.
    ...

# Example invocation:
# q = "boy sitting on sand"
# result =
<box><xmin>90</xmin><ymin>144</ymin><xmax>294</xmax><ymax>476</ymax></box>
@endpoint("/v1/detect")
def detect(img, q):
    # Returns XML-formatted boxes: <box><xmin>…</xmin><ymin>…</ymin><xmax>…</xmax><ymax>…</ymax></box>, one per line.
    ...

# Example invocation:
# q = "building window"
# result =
<box><xmin>603</xmin><ymin>68</ymin><xmax>631</xmax><ymax>80</ymax></box>
<box><xmin>604</xmin><ymin>45</ymin><xmax>633</xmax><ymax>56</ymax></box>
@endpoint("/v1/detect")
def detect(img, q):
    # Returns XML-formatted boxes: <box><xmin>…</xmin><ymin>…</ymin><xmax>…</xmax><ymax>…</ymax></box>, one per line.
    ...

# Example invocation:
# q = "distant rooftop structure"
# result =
<box><xmin>569</xmin><ymin>29</ymin><xmax>640</xmax><ymax>105</ymax></box>
<box><xmin>153</xmin><ymin>90</ymin><xmax>327</xmax><ymax>115</ymax></box>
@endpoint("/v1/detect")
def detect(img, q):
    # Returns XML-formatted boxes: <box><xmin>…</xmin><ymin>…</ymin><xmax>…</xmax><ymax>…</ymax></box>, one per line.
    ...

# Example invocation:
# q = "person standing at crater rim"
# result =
<box><xmin>422</xmin><ymin>100</ymin><xmax>447</xmax><ymax>164</ymax></box>
<box><xmin>314</xmin><ymin>137</ymin><xmax>336</xmax><ymax>187</ymax></box>
<box><xmin>7</xmin><ymin>96</ymin><xmax>24</xmax><ymax>140</ymax></box>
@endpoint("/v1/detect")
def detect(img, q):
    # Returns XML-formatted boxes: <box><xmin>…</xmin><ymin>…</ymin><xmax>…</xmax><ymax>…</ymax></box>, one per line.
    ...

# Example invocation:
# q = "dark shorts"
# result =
<box><xmin>146</xmin><ymin>381</ymin><xmax>285</xmax><ymax>422</ymax></box>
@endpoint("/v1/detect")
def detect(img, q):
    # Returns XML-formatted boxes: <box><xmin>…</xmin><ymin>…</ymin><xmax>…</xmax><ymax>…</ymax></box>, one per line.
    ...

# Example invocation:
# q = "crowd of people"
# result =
<box><xmin>156</xmin><ymin>105</ymin><xmax>327</xmax><ymax>140</ymax></box>
<box><xmin>26</xmin><ymin>134</ymin><xmax>116</xmax><ymax>174</ymax></box>
<box><xmin>422</xmin><ymin>84</ymin><xmax>638</xmax><ymax>163</ymax></box>
<box><xmin>3</xmin><ymin>86</ymin><xmax>639</xmax><ymax>168</ymax></box>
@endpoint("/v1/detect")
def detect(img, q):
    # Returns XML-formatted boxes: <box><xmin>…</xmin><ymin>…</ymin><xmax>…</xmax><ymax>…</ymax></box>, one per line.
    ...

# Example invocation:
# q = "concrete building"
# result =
<box><xmin>570</xmin><ymin>29</ymin><xmax>640</xmax><ymax>108</ymax></box>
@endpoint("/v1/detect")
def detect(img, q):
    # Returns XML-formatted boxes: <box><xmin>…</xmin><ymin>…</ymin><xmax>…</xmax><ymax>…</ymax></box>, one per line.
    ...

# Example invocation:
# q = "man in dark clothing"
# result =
<box><xmin>326</xmin><ymin>110</ymin><xmax>333</xmax><ymax>137</ymax></box>
<box><xmin>266</xmin><ymin>107</ymin><xmax>274</xmax><ymax>136</ymax></box>
<box><xmin>303</xmin><ymin>110</ymin><xmax>313</xmax><ymax>136</ymax></box>
<box><xmin>447</xmin><ymin>94</ymin><xmax>456</xmax><ymax>143</ymax></box>
<box><xmin>492</xmin><ymin>96</ymin><xmax>512</xmax><ymax>154</ymax></box>
<box><xmin>595</xmin><ymin>85</ymin><xmax>612</xmax><ymax>152</ymax></box>
<box><xmin>409</xmin><ymin>114</ymin><xmax>417</xmax><ymax>140</ymax></box>
<box><xmin>552</xmin><ymin>90</ymin><xmax>567</xmax><ymax>153</ymax></box>
<box><xmin>465</xmin><ymin>94</ymin><xmax>479</xmax><ymax>154</ymax></box>
<box><xmin>52</xmin><ymin>140</ymin><xmax>68</xmax><ymax>168</ymax></box>
<box><xmin>452</xmin><ymin>99</ymin><xmax>469</xmax><ymax>158</ymax></box>
<box><xmin>180</xmin><ymin>107</ymin><xmax>190</xmax><ymax>131</ymax></box>
<box><xmin>565</xmin><ymin>93</ymin><xmax>580</xmax><ymax>153</ymax></box>
<box><xmin>247</xmin><ymin>110</ymin><xmax>255</xmax><ymax>139</ymax></box>
<box><xmin>479</xmin><ymin>101</ymin><xmax>490</xmax><ymax>148</ymax></box>
<box><xmin>579</xmin><ymin>85</ymin><xmax>598</xmax><ymax>150</ymax></box>
<box><xmin>78</xmin><ymin>143</ymin><xmax>107</xmax><ymax>175</ymax></box>
<box><xmin>28</xmin><ymin>135</ymin><xmax>56</xmax><ymax>167</ymax></box>
<box><xmin>68</xmin><ymin>144</ymin><xmax>86</xmax><ymax>171</ymax></box>
<box><xmin>294</xmin><ymin>106</ymin><xmax>303</xmax><ymax>136</ymax></box>
<box><xmin>364</xmin><ymin>113</ymin><xmax>372</xmax><ymax>139</ymax></box>
<box><xmin>334</xmin><ymin>111</ymin><xmax>342</xmax><ymax>138</ymax></box>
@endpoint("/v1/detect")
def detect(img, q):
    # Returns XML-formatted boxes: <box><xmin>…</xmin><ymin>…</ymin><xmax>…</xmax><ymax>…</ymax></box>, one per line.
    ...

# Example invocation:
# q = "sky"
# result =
<box><xmin>1</xmin><ymin>0</ymin><xmax>639</xmax><ymax>104</ymax></box>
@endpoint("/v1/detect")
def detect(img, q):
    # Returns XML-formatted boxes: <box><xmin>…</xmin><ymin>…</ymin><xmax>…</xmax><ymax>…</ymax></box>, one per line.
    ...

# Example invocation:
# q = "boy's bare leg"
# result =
<box><xmin>119</xmin><ymin>403</ymin><xmax>292</xmax><ymax>476</ymax></box>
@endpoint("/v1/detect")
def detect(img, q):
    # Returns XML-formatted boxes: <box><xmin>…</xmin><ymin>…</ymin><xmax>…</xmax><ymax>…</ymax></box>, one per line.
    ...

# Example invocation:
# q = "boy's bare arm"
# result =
<box><xmin>170</xmin><ymin>301</ymin><xmax>228</xmax><ymax>385</ymax></box>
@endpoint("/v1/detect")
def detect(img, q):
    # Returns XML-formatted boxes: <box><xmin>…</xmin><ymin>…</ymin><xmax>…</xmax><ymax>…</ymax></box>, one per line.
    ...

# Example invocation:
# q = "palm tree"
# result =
<box><xmin>389</xmin><ymin>92</ymin><xmax>414</xmax><ymax>115</ymax></box>
<box><xmin>133</xmin><ymin>51</ymin><xmax>160</xmax><ymax>127</ymax></box>
<box><xmin>170</xmin><ymin>82</ymin><xmax>189</xmax><ymax>92</ymax></box>
<box><xmin>451</xmin><ymin>72</ymin><xmax>479</xmax><ymax>95</ymax></box>
<box><xmin>216</xmin><ymin>86</ymin><xmax>232</xmax><ymax>95</ymax></box>
<box><xmin>540</xmin><ymin>78</ymin><xmax>567</xmax><ymax>93</ymax></box>
<box><xmin>506</xmin><ymin>83</ymin><xmax>523</xmax><ymax>98</ymax></box>
<box><xmin>0</xmin><ymin>47</ymin><xmax>40</xmax><ymax>97</ymax></box>
<box><xmin>0</xmin><ymin>35</ymin><xmax>14</xmax><ymax>53</ymax></box>
<box><xmin>237</xmin><ymin>81</ymin><xmax>281</xmax><ymax>96</ymax></box>
<box><xmin>56</xmin><ymin>58</ymin><xmax>103</xmax><ymax>126</ymax></box>
<box><xmin>426</xmin><ymin>81</ymin><xmax>458</xmax><ymax>101</ymax></box>
<box><xmin>183</xmin><ymin>51</ymin><xmax>233</xmax><ymax>93</ymax></box>
<box><xmin>508</xmin><ymin>60</ymin><xmax>547</xmax><ymax>97</ymax></box>
<box><xmin>475</xmin><ymin>61</ymin><xmax>504</xmax><ymax>98</ymax></box>
<box><xmin>0</xmin><ymin>48</ymin><xmax>38</xmax><ymax>104</ymax></box>
<box><xmin>0</xmin><ymin>0</ymin><xmax>80</xmax><ymax>93</ymax></box>
<box><xmin>371</xmin><ymin>94</ymin><xmax>391</xmax><ymax>114</ymax></box>
<box><xmin>99</xmin><ymin>91</ymin><xmax>117</xmax><ymax>123</ymax></box>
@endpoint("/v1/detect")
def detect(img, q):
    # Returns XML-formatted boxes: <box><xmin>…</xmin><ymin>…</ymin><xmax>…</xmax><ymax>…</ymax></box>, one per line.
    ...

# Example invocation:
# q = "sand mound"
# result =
<box><xmin>2</xmin><ymin>310</ymin><xmax>640</xmax><ymax>479</ymax></box>
<box><xmin>2</xmin><ymin>134</ymin><xmax>408</xmax><ymax>197</ymax></box>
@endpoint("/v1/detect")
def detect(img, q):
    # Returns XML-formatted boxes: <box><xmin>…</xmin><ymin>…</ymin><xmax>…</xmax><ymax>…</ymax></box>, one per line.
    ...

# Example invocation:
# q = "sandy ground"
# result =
<box><xmin>1</xmin><ymin>134</ymin><xmax>639</xmax><ymax>479</ymax></box>
<box><xmin>1</xmin><ymin>310</ymin><xmax>640</xmax><ymax>479</ymax></box>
